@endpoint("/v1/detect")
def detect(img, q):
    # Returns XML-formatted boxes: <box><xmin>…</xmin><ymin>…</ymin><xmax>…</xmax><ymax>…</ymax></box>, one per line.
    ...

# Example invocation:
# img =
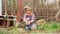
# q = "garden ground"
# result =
<box><xmin>0</xmin><ymin>22</ymin><xmax>60</xmax><ymax>34</ymax></box>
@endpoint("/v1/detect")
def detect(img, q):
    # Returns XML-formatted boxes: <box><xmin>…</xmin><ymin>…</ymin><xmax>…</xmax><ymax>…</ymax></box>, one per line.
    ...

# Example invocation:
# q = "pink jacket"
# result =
<box><xmin>23</xmin><ymin>13</ymin><xmax>35</xmax><ymax>22</ymax></box>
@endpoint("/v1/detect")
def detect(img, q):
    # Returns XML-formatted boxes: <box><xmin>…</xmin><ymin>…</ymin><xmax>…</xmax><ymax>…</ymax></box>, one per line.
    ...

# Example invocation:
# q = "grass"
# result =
<box><xmin>0</xmin><ymin>22</ymin><xmax>60</xmax><ymax>34</ymax></box>
<box><xmin>36</xmin><ymin>22</ymin><xmax>60</xmax><ymax>32</ymax></box>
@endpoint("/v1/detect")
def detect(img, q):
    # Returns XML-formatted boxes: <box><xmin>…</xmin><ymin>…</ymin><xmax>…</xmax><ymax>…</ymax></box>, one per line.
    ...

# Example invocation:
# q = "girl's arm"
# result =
<box><xmin>23</xmin><ymin>14</ymin><xmax>31</xmax><ymax>25</ymax></box>
<box><xmin>23</xmin><ymin>13</ymin><xmax>27</xmax><ymax>22</ymax></box>
<box><xmin>30</xmin><ymin>13</ymin><xmax>35</xmax><ymax>22</ymax></box>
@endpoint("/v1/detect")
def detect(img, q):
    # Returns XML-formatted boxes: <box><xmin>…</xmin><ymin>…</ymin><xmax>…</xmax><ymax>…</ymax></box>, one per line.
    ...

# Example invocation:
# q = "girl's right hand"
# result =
<box><xmin>26</xmin><ymin>21</ymin><xmax>30</xmax><ymax>25</ymax></box>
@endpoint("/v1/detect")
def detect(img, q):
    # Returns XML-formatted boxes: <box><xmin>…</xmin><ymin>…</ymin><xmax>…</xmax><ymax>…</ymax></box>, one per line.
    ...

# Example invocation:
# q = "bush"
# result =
<box><xmin>36</xmin><ymin>19</ymin><xmax>46</xmax><ymax>26</ymax></box>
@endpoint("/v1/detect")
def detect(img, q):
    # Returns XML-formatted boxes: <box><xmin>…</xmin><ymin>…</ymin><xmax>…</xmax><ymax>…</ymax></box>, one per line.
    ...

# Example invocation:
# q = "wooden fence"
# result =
<box><xmin>22</xmin><ymin>0</ymin><xmax>60</xmax><ymax>22</ymax></box>
<box><xmin>2</xmin><ymin>0</ymin><xmax>60</xmax><ymax>22</ymax></box>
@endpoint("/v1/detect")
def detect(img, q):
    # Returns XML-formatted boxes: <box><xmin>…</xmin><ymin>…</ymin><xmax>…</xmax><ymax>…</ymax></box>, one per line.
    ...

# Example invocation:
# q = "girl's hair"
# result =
<box><xmin>24</xmin><ymin>8</ymin><xmax>32</xmax><ymax>13</ymax></box>
<box><xmin>24</xmin><ymin>8</ymin><xmax>27</xmax><ymax>11</ymax></box>
<box><xmin>24</xmin><ymin>6</ymin><xmax>32</xmax><ymax>12</ymax></box>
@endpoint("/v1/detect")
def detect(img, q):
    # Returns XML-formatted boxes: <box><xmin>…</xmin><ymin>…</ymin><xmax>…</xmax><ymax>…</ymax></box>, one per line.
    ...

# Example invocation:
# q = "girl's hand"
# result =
<box><xmin>26</xmin><ymin>21</ymin><xmax>30</xmax><ymax>25</ymax></box>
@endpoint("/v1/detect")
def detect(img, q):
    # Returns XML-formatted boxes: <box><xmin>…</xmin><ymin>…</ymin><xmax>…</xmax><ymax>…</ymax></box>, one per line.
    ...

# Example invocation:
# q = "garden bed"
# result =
<box><xmin>0</xmin><ymin>22</ymin><xmax>60</xmax><ymax>34</ymax></box>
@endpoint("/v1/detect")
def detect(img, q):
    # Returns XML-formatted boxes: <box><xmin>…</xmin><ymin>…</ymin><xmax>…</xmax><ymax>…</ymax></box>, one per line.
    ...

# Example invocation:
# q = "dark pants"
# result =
<box><xmin>25</xmin><ymin>25</ymin><xmax>31</xmax><ymax>30</ymax></box>
<box><xmin>25</xmin><ymin>23</ymin><xmax>32</xmax><ymax>30</ymax></box>
<box><xmin>25</xmin><ymin>22</ymin><xmax>35</xmax><ymax>30</ymax></box>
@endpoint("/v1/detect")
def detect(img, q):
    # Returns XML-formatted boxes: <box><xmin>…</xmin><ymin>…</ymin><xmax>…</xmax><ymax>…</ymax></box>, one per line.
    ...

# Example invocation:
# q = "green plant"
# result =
<box><xmin>36</xmin><ymin>22</ymin><xmax>60</xmax><ymax>32</ymax></box>
<box><xmin>0</xmin><ymin>28</ymin><xmax>8</xmax><ymax>34</ymax></box>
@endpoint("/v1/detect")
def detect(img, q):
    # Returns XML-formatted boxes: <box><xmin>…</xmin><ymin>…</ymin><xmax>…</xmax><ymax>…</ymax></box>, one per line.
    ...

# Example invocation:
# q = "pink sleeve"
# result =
<box><xmin>23</xmin><ymin>13</ymin><xmax>26</xmax><ymax>22</ymax></box>
<box><xmin>30</xmin><ymin>13</ymin><xmax>35</xmax><ymax>22</ymax></box>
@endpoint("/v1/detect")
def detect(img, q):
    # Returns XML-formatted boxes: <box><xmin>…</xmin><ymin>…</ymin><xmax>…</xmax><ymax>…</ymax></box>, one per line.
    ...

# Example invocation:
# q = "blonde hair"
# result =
<box><xmin>24</xmin><ymin>5</ymin><xmax>32</xmax><ymax>12</ymax></box>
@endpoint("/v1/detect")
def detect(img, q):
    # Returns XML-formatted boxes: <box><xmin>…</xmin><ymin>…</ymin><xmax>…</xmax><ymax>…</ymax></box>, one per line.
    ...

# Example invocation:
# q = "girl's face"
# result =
<box><xmin>26</xmin><ymin>9</ymin><xmax>32</xmax><ymax>16</ymax></box>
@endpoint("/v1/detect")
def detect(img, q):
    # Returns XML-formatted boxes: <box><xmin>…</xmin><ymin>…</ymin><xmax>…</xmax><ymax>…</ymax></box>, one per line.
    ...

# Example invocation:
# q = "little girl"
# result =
<box><xmin>23</xmin><ymin>6</ymin><xmax>36</xmax><ymax>30</ymax></box>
